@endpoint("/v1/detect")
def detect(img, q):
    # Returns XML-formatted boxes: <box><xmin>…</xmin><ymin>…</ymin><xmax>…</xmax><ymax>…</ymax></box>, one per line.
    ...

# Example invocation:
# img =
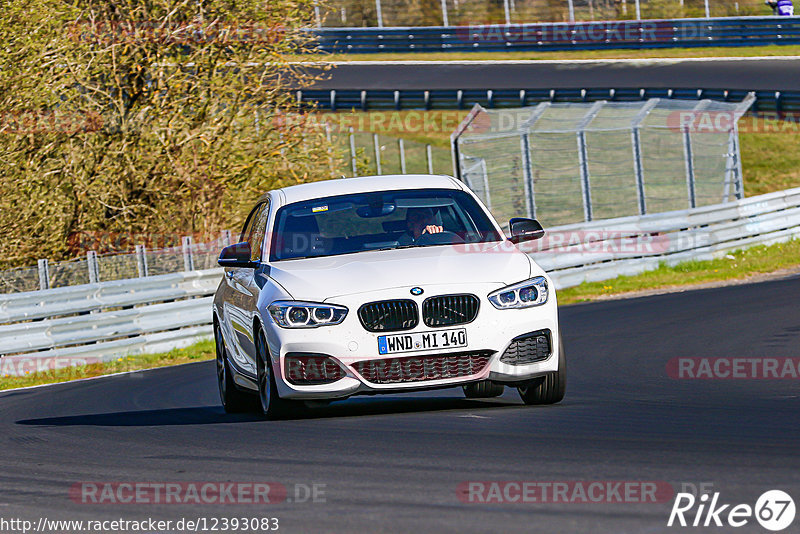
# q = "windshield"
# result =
<box><xmin>269</xmin><ymin>188</ymin><xmax>503</xmax><ymax>261</ymax></box>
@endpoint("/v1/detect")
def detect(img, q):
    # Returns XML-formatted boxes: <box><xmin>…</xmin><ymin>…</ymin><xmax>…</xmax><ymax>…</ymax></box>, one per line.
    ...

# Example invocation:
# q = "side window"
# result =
<box><xmin>248</xmin><ymin>200</ymin><xmax>270</xmax><ymax>262</ymax></box>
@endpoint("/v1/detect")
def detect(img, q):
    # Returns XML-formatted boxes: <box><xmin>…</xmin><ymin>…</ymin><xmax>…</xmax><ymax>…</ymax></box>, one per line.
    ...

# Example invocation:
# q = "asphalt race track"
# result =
<box><xmin>306</xmin><ymin>57</ymin><xmax>800</xmax><ymax>92</ymax></box>
<box><xmin>2</xmin><ymin>275</ymin><xmax>800</xmax><ymax>533</ymax></box>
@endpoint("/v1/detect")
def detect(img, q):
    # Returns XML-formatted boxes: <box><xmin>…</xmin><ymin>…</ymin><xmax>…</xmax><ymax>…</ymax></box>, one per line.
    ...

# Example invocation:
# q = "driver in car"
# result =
<box><xmin>398</xmin><ymin>207</ymin><xmax>443</xmax><ymax>245</ymax></box>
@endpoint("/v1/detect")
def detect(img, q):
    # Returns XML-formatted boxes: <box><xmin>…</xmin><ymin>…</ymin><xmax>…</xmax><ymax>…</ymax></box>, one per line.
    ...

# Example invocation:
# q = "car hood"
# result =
<box><xmin>268</xmin><ymin>241</ymin><xmax>537</xmax><ymax>301</ymax></box>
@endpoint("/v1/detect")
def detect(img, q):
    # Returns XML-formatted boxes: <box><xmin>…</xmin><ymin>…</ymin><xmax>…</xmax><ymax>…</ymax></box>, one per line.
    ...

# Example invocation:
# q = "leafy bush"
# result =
<box><xmin>0</xmin><ymin>0</ymin><xmax>336</xmax><ymax>268</ymax></box>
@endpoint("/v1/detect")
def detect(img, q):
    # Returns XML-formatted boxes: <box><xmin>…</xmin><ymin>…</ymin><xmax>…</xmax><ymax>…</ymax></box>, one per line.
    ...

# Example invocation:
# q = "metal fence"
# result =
<box><xmin>0</xmin><ymin>232</ymin><xmax>233</xmax><ymax>294</ymax></box>
<box><xmin>315</xmin><ymin>1</ymin><xmax>767</xmax><ymax>28</ymax></box>
<box><xmin>327</xmin><ymin>126</ymin><xmax>452</xmax><ymax>177</ymax></box>
<box><xmin>312</xmin><ymin>16</ymin><xmax>800</xmax><ymax>52</ymax></box>
<box><xmin>453</xmin><ymin>96</ymin><xmax>754</xmax><ymax>228</ymax></box>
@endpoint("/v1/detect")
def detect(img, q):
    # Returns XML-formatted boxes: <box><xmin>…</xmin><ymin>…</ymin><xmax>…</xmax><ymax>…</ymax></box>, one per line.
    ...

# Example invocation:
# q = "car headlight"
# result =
<box><xmin>488</xmin><ymin>276</ymin><xmax>548</xmax><ymax>309</ymax></box>
<box><xmin>268</xmin><ymin>301</ymin><xmax>348</xmax><ymax>328</ymax></box>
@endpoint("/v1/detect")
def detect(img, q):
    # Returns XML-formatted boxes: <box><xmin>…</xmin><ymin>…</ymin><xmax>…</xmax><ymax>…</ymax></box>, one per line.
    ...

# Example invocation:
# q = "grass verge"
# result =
<box><xmin>0</xmin><ymin>339</ymin><xmax>215</xmax><ymax>391</ymax></box>
<box><xmin>302</xmin><ymin>45</ymin><xmax>800</xmax><ymax>63</ymax></box>
<box><xmin>557</xmin><ymin>238</ymin><xmax>800</xmax><ymax>305</ymax></box>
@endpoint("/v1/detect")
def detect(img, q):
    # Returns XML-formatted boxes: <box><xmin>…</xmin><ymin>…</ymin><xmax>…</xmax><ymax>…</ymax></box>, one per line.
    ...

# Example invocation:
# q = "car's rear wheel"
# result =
<box><xmin>255</xmin><ymin>328</ymin><xmax>299</xmax><ymax>419</ymax></box>
<box><xmin>215</xmin><ymin>323</ymin><xmax>252</xmax><ymax>413</ymax></box>
<box><xmin>518</xmin><ymin>333</ymin><xmax>566</xmax><ymax>405</ymax></box>
<box><xmin>463</xmin><ymin>380</ymin><xmax>505</xmax><ymax>398</ymax></box>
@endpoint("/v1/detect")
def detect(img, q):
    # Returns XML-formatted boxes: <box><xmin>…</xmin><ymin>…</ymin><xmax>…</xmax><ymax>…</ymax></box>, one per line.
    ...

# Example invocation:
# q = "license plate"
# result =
<box><xmin>378</xmin><ymin>328</ymin><xmax>467</xmax><ymax>355</ymax></box>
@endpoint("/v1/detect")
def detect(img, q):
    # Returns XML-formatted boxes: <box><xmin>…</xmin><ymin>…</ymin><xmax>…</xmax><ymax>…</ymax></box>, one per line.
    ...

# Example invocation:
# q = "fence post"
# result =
<box><xmin>182</xmin><ymin>236</ymin><xmax>195</xmax><ymax>272</ymax></box>
<box><xmin>630</xmin><ymin>98</ymin><xmax>659</xmax><ymax>216</ymax></box>
<box><xmin>375</xmin><ymin>0</ymin><xmax>384</xmax><ymax>28</ymax></box>
<box><xmin>37</xmin><ymin>259</ymin><xmax>50</xmax><ymax>291</ymax></box>
<box><xmin>373</xmin><ymin>133</ymin><xmax>382</xmax><ymax>174</ymax></box>
<box><xmin>441</xmin><ymin>0</ymin><xmax>449</xmax><ymax>26</ymax></box>
<box><xmin>480</xmin><ymin>160</ymin><xmax>491</xmax><ymax>212</ymax></box>
<box><xmin>325</xmin><ymin>123</ymin><xmax>335</xmax><ymax>177</ymax></box>
<box><xmin>426</xmin><ymin>144</ymin><xmax>434</xmax><ymax>174</ymax></box>
<box><xmin>135</xmin><ymin>244</ymin><xmax>149</xmax><ymax>277</ymax></box>
<box><xmin>451</xmin><ymin>104</ymin><xmax>484</xmax><ymax>181</ymax></box>
<box><xmin>577</xmin><ymin>131</ymin><xmax>593</xmax><ymax>222</ymax></box>
<box><xmin>314</xmin><ymin>1</ymin><xmax>321</xmax><ymax>28</ymax></box>
<box><xmin>634</xmin><ymin>0</ymin><xmax>641</xmax><ymax>19</ymax></box>
<box><xmin>518</xmin><ymin>102</ymin><xmax>551</xmax><ymax>220</ymax></box>
<box><xmin>727</xmin><ymin>92</ymin><xmax>756</xmax><ymax>201</ymax></box>
<box><xmin>631</xmin><ymin>129</ymin><xmax>646</xmax><ymax>215</ymax></box>
<box><xmin>683</xmin><ymin>100</ymin><xmax>711</xmax><ymax>209</ymax></box>
<box><xmin>683</xmin><ymin>131</ymin><xmax>696</xmax><ymax>209</ymax></box>
<box><xmin>87</xmin><ymin>251</ymin><xmax>99</xmax><ymax>284</ymax></box>
<box><xmin>349</xmin><ymin>127</ymin><xmax>358</xmax><ymax>177</ymax></box>
<box><xmin>725</xmin><ymin>126</ymin><xmax>746</xmax><ymax>201</ymax></box>
<box><xmin>399</xmin><ymin>138</ymin><xmax>407</xmax><ymax>174</ymax></box>
<box><xmin>503</xmin><ymin>0</ymin><xmax>511</xmax><ymax>24</ymax></box>
<box><xmin>520</xmin><ymin>132</ymin><xmax>536</xmax><ymax>219</ymax></box>
<box><xmin>451</xmin><ymin>134</ymin><xmax>461</xmax><ymax>180</ymax></box>
<box><xmin>568</xmin><ymin>0</ymin><xmax>575</xmax><ymax>22</ymax></box>
<box><xmin>575</xmin><ymin>101</ymin><xmax>605</xmax><ymax>222</ymax></box>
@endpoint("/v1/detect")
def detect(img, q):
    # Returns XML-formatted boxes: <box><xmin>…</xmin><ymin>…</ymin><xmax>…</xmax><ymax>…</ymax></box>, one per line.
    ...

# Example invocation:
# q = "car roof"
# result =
<box><xmin>273</xmin><ymin>174</ymin><xmax>464</xmax><ymax>205</ymax></box>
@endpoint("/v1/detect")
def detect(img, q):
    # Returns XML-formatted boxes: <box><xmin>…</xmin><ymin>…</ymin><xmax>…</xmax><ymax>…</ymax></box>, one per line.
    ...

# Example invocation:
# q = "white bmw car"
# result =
<box><xmin>212</xmin><ymin>174</ymin><xmax>565</xmax><ymax>418</ymax></box>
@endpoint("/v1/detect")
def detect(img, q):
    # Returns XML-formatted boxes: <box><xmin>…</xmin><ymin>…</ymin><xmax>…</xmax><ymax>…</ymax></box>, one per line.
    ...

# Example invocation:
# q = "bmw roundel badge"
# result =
<box><xmin>410</xmin><ymin>287</ymin><xmax>424</xmax><ymax>296</ymax></box>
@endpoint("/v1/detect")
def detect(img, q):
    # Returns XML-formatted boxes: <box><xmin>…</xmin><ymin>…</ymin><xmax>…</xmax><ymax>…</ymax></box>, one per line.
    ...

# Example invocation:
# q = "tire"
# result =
<box><xmin>463</xmin><ymin>380</ymin><xmax>505</xmax><ymax>398</ymax></box>
<box><xmin>255</xmin><ymin>328</ymin><xmax>300</xmax><ymax>419</ymax></box>
<box><xmin>215</xmin><ymin>323</ymin><xmax>253</xmax><ymax>413</ymax></box>
<box><xmin>517</xmin><ymin>333</ymin><xmax>566</xmax><ymax>405</ymax></box>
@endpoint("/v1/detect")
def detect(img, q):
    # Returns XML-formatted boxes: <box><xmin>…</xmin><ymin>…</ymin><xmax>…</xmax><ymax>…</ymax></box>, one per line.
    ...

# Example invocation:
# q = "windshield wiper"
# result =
<box><xmin>373</xmin><ymin>244</ymin><xmax>422</xmax><ymax>252</ymax></box>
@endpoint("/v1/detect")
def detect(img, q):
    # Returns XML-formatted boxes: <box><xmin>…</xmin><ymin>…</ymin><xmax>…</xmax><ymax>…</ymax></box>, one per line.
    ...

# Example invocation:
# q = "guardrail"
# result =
<box><xmin>537</xmin><ymin>186</ymin><xmax>800</xmax><ymax>288</ymax></box>
<box><xmin>313</xmin><ymin>16</ymin><xmax>800</xmax><ymax>53</ymax></box>
<box><xmin>298</xmin><ymin>87</ymin><xmax>800</xmax><ymax>114</ymax></box>
<box><xmin>0</xmin><ymin>270</ymin><xmax>220</xmax><ymax>377</ymax></box>
<box><xmin>2</xmin><ymin>186</ymin><xmax>799</xmax><ymax>375</ymax></box>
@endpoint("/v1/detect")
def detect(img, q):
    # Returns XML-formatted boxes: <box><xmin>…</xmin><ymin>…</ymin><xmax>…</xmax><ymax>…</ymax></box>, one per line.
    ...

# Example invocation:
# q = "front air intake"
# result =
<box><xmin>352</xmin><ymin>351</ymin><xmax>492</xmax><ymax>384</ymax></box>
<box><xmin>499</xmin><ymin>330</ymin><xmax>552</xmax><ymax>365</ymax></box>
<box><xmin>284</xmin><ymin>354</ymin><xmax>346</xmax><ymax>385</ymax></box>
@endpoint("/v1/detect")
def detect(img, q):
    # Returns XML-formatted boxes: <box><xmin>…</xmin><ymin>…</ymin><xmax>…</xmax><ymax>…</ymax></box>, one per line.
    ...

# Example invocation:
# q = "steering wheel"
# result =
<box><xmin>414</xmin><ymin>230</ymin><xmax>464</xmax><ymax>246</ymax></box>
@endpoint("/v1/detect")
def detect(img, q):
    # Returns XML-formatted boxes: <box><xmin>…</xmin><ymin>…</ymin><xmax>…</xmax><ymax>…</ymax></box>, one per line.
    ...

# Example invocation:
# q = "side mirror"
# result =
<box><xmin>509</xmin><ymin>217</ymin><xmax>545</xmax><ymax>244</ymax></box>
<box><xmin>218</xmin><ymin>242</ymin><xmax>256</xmax><ymax>268</ymax></box>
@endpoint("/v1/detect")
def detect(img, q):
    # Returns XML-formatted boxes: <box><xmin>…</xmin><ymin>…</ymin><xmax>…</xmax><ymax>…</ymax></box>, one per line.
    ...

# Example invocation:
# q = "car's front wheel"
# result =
<box><xmin>215</xmin><ymin>323</ymin><xmax>253</xmax><ymax>413</ymax></box>
<box><xmin>518</xmin><ymin>333</ymin><xmax>566</xmax><ymax>405</ymax></box>
<box><xmin>255</xmin><ymin>329</ymin><xmax>300</xmax><ymax>419</ymax></box>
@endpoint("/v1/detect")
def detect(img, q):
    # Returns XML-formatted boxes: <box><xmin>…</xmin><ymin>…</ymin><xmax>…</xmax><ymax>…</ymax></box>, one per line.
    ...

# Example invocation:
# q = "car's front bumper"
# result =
<box><xmin>262</xmin><ymin>281</ymin><xmax>560</xmax><ymax>400</ymax></box>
